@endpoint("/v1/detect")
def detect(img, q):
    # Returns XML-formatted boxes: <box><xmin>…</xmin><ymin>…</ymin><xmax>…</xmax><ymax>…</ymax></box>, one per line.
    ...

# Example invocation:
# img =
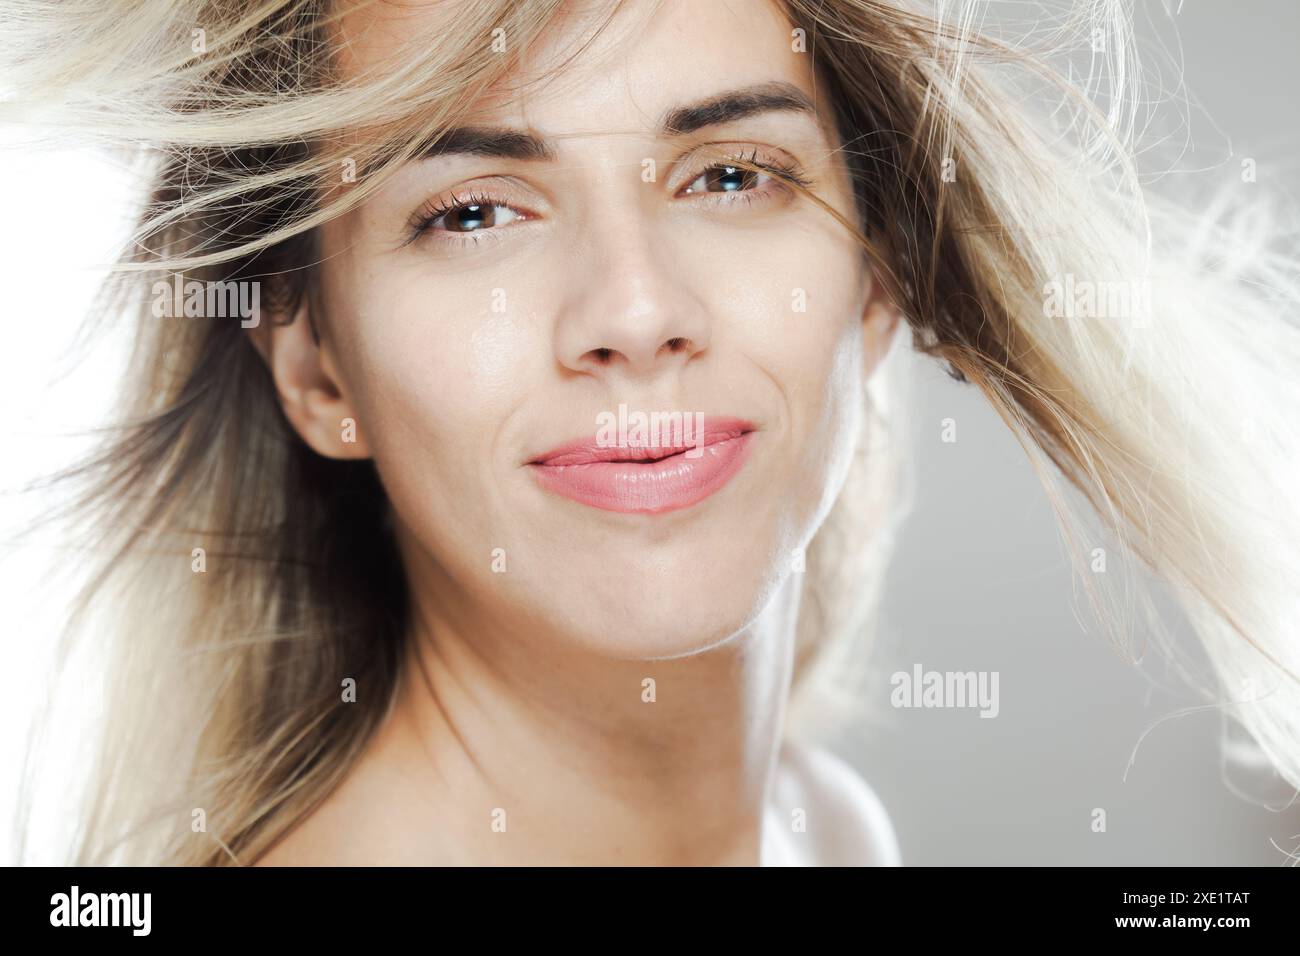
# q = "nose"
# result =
<box><xmin>554</xmin><ymin>220</ymin><xmax>711</xmax><ymax>382</ymax></box>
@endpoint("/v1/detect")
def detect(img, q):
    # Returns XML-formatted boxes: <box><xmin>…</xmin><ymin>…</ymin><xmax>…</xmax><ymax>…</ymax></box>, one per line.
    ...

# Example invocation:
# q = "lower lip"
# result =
<box><xmin>528</xmin><ymin>431</ymin><xmax>756</xmax><ymax>515</ymax></box>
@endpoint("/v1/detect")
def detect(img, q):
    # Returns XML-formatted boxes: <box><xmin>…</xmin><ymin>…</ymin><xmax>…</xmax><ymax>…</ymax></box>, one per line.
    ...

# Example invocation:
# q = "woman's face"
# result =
<box><xmin>290</xmin><ymin>0</ymin><xmax>897</xmax><ymax>658</ymax></box>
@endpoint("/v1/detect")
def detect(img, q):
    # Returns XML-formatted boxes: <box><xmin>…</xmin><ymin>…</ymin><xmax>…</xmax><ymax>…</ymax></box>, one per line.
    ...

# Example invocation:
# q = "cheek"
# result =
<box><xmin>326</xmin><ymin>260</ymin><xmax>540</xmax><ymax>549</ymax></box>
<box><xmin>698</xmin><ymin>221</ymin><xmax>867</xmax><ymax>457</ymax></box>
<box><xmin>352</xmin><ymin>282</ymin><xmax>517</xmax><ymax>443</ymax></box>
<box><xmin>671</xmin><ymin>219</ymin><xmax>867</xmax><ymax>556</ymax></box>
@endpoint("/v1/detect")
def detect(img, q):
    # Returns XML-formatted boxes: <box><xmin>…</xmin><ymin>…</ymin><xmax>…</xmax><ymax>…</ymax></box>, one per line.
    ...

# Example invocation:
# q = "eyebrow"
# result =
<box><xmin>660</xmin><ymin>80</ymin><xmax>816</xmax><ymax>136</ymax></box>
<box><xmin>418</xmin><ymin>81</ymin><xmax>818</xmax><ymax>162</ymax></box>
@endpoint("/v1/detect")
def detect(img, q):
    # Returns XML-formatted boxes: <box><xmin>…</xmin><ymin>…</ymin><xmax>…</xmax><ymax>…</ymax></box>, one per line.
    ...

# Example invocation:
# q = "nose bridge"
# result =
<box><xmin>554</xmin><ymin>181</ymin><xmax>709</xmax><ymax>379</ymax></box>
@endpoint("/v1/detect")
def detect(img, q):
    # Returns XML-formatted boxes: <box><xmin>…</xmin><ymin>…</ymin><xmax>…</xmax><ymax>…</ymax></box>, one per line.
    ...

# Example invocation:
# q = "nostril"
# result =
<box><xmin>664</xmin><ymin>337</ymin><xmax>687</xmax><ymax>353</ymax></box>
<box><xmin>593</xmin><ymin>347</ymin><xmax>613</xmax><ymax>363</ymax></box>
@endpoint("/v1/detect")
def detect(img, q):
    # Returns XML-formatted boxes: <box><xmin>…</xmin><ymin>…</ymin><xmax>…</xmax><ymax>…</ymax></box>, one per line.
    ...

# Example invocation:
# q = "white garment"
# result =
<box><xmin>761</xmin><ymin>739</ymin><xmax>901</xmax><ymax>866</ymax></box>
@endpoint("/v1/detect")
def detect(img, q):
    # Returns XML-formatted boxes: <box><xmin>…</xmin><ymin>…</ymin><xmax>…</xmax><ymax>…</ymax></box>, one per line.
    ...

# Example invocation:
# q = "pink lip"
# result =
<box><xmin>527</xmin><ymin>416</ymin><xmax>757</xmax><ymax>514</ymax></box>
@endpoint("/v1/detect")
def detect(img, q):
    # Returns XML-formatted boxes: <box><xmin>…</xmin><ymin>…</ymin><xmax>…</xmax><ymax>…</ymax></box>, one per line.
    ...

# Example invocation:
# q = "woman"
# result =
<box><xmin>5</xmin><ymin>0</ymin><xmax>1298</xmax><ymax>865</ymax></box>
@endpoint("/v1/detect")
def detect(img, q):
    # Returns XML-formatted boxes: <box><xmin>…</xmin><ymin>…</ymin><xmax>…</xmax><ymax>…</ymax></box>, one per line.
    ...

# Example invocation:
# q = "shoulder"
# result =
<box><xmin>764</xmin><ymin>738</ymin><xmax>901</xmax><ymax>866</ymax></box>
<box><xmin>251</xmin><ymin>739</ymin><xmax>444</xmax><ymax>866</ymax></box>
<box><xmin>250</xmin><ymin>791</ymin><xmax>356</xmax><ymax>866</ymax></box>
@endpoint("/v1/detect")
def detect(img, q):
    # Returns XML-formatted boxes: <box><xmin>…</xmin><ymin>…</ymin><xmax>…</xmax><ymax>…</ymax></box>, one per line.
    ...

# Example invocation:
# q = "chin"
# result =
<box><xmin>540</xmin><ymin>547</ymin><xmax>788</xmax><ymax>661</ymax></box>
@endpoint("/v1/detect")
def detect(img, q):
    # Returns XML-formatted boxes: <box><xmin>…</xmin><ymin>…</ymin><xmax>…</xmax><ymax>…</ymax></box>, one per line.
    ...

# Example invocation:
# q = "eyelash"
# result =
<box><xmin>407</xmin><ymin>190</ymin><xmax>511</xmax><ymax>246</ymax></box>
<box><xmin>405</xmin><ymin>148</ymin><xmax>813</xmax><ymax>247</ymax></box>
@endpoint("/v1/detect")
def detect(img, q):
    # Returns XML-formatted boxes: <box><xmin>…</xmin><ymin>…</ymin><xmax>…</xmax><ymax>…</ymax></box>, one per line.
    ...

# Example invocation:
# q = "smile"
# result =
<box><xmin>526</xmin><ymin>417</ymin><xmax>757</xmax><ymax>515</ymax></box>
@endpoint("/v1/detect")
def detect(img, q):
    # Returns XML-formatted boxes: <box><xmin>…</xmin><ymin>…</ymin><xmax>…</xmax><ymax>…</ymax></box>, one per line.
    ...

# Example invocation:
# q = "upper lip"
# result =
<box><xmin>528</xmin><ymin>416</ymin><xmax>756</xmax><ymax>466</ymax></box>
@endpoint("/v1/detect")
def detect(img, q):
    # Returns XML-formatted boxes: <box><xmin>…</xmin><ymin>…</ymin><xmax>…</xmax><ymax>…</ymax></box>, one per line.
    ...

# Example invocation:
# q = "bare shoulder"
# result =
<box><xmin>250</xmin><ymin>743</ymin><xmax>437</xmax><ymax>866</ymax></box>
<box><xmin>765</xmin><ymin>738</ymin><xmax>902</xmax><ymax>866</ymax></box>
<box><xmin>250</xmin><ymin>788</ymin><xmax>356</xmax><ymax>866</ymax></box>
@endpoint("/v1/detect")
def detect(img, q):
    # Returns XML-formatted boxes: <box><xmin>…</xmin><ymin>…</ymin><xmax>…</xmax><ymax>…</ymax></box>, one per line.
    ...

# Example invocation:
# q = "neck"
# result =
<box><xmin>364</xmin><ymin>562</ymin><xmax>802</xmax><ymax>866</ymax></box>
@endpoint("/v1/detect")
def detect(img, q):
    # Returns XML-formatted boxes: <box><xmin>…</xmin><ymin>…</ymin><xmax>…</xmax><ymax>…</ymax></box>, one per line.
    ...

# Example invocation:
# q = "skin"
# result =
<box><xmin>253</xmin><ymin>0</ymin><xmax>899</xmax><ymax>865</ymax></box>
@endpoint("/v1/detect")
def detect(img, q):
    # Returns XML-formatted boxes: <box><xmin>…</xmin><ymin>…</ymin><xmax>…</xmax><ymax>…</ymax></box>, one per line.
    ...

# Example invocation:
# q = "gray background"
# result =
<box><xmin>831</xmin><ymin>2</ymin><xmax>1300</xmax><ymax>864</ymax></box>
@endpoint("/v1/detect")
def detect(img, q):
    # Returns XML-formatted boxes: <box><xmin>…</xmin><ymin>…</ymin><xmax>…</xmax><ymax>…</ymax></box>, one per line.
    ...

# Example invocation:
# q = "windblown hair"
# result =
<box><xmin>3</xmin><ymin>0</ymin><xmax>1297</xmax><ymax>864</ymax></box>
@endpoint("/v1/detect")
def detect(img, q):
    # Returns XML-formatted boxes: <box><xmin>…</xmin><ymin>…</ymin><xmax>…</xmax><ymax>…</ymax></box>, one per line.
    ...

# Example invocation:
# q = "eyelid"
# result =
<box><xmin>403</xmin><ymin>176</ymin><xmax>541</xmax><ymax>245</ymax></box>
<box><xmin>668</xmin><ymin>142</ymin><xmax>812</xmax><ymax>195</ymax></box>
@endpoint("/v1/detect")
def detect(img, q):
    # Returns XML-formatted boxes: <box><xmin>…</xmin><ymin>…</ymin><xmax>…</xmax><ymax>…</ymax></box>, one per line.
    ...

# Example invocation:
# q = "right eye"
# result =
<box><xmin>409</xmin><ymin>190</ymin><xmax>533</xmax><ymax>243</ymax></box>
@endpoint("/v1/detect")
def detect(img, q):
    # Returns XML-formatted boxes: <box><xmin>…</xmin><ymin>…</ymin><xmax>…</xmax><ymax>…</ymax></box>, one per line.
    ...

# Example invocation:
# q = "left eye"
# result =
<box><xmin>682</xmin><ymin>163</ymin><xmax>773</xmax><ymax>195</ymax></box>
<box><xmin>433</xmin><ymin>203</ymin><xmax>523</xmax><ymax>233</ymax></box>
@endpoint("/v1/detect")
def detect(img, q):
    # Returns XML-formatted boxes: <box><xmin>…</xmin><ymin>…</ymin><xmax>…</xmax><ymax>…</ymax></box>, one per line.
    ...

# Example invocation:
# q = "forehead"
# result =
<box><xmin>333</xmin><ymin>0</ymin><xmax>824</xmax><ymax>134</ymax></box>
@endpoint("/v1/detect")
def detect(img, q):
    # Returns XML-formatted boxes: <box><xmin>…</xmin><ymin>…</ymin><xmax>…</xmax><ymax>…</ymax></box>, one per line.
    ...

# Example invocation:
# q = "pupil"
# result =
<box><xmin>711</xmin><ymin>165</ymin><xmax>754</xmax><ymax>192</ymax></box>
<box><xmin>454</xmin><ymin>204</ymin><xmax>488</xmax><ymax>231</ymax></box>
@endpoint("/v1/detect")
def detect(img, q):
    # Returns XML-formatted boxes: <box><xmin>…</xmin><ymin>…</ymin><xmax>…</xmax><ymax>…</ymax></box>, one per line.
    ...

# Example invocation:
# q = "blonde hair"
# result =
<box><xmin>4</xmin><ymin>0</ymin><xmax>1298</xmax><ymax>864</ymax></box>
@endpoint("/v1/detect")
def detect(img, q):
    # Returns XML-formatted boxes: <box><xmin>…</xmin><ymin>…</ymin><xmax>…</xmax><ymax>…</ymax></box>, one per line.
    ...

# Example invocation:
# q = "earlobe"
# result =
<box><xmin>245</xmin><ymin>301</ymin><xmax>371</xmax><ymax>460</ymax></box>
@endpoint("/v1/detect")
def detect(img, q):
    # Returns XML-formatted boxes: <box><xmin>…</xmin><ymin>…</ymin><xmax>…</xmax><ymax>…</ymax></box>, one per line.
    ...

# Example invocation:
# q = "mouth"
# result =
<box><xmin>526</xmin><ymin>416</ymin><xmax>757</xmax><ymax>515</ymax></box>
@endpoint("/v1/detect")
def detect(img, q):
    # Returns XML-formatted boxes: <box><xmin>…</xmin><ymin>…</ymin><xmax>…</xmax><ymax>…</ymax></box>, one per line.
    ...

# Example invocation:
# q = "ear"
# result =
<box><xmin>246</xmin><ymin>300</ymin><xmax>371</xmax><ymax>459</ymax></box>
<box><xmin>861</xmin><ymin>268</ymin><xmax>902</xmax><ymax>377</ymax></box>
